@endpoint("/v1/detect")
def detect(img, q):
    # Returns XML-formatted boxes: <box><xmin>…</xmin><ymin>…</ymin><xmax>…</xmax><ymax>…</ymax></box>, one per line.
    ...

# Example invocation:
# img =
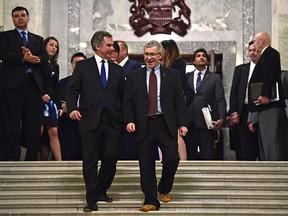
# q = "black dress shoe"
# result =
<box><xmin>83</xmin><ymin>204</ymin><xmax>98</xmax><ymax>212</ymax></box>
<box><xmin>95</xmin><ymin>193</ymin><xmax>113</xmax><ymax>202</ymax></box>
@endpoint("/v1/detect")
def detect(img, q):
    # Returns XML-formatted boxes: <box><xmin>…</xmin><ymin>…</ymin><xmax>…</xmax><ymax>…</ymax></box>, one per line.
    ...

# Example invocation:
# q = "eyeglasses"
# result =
<box><xmin>143</xmin><ymin>52</ymin><xmax>160</xmax><ymax>57</ymax></box>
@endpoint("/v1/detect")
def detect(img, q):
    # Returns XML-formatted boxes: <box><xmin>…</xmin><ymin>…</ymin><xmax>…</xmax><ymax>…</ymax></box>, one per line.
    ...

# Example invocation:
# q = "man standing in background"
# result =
<box><xmin>248</xmin><ymin>32</ymin><xmax>287</xmax><ymax>161</ymax></box>
<box><xmin>58</xmin><ymin>52</ymin><xmax>86</xmax><ymax>160</ymax></box>
<box><xmin>228</xmin><ymin>41</ymin><xmax>260</xmax><ymax>160</ymax></box>
<box><xmin>116</xmin><ymin>40</ymin><xmax>142</xmax><ymax>160</ymax></box>
<box><xmin>185</xmin><ymin>48</ymin><xmax>226</xmax><ymax>160</ymax></box>
<box><xmin>0</xmin><ymin>6</ymin><xmax>48</xmax><ymax>161</ymax></box>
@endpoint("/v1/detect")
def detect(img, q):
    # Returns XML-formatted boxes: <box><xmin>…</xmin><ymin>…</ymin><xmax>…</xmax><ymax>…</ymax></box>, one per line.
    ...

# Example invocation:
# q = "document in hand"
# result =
<box><xmin>201</xmin><ymin>106</ymin><xmax>216</xmax><ymax>130</ymax></box>
<box><xmin>250</xmin><ymin>82</ymin><xmax>279</xmax><ymax>105</ymax></box>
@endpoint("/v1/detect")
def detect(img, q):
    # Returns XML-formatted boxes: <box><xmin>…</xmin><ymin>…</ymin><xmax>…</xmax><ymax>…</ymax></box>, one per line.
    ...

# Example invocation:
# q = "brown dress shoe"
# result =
<box><xmin>159</xmin><ymin>193</ymin><xmax>171</xmax><ymax>203</ymax></box>
<box><xmin>139</xmin><ymin>204</ymin><xmax>158</xmax><ymax>212</ymax></box>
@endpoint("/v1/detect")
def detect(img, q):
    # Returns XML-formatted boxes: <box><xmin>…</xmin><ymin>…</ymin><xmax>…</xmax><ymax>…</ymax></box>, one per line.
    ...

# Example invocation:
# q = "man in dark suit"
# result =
<box><xmin>0</xmin><ymin>6</ymin><xmax>48</xmax><ymax>161</ymax></box>
<box><xmin>123</xmin><ymin>40</ymin><xmax>189</xmax><ymax>212</ymax></box>
<box><xmin>58</xmin><ymin>52</ymin><xmax>86</xmax><ymax>160</ymax></box>
<box><xmin>228</xmin><ymin>41</ymin><xmax>260</xmax><ymax>160</ymax></box>
<box><xmin>66</xmin><ymin>31</ymin><xmax>124</xmax><ymax>212</ymax></box>
<box><xmin>117</xmin><ymin>40</ymin><xmax>142</xmax><ymax>76</ymax></box>
<box><xmin>185</xmin><ymin>48</ymin><xmax>227</xmax><ymax>160</ymax></box>
<box><xmin>116</xmin><ymin>40</ymin><xmax>142</xmax><ymax>160</ymax></box>
<box><xmin>248</xmin><ymin>32</ymin><xmax>287</xmax><ymax>161</ymax></box>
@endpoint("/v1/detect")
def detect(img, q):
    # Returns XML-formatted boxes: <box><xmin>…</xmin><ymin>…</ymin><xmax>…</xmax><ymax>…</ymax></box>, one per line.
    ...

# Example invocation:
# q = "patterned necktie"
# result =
<box><xmin>101</xmin><ymin>59</ymin><xmax>107</xmax><ymax>88</ymax></box>
<box><xmin>148</xmin><ymin>68</ymin><xmax>157</xmax><ymax>115</ymax></box>
<box><xmin>21</xmin><ymin>31</ymin><xmax>28</xmax><ymax>47</ymax></box>
<box><xmin>196</xmin><ymin>71</ymin><xmax>202</xmax><ymax>92</ymax></box>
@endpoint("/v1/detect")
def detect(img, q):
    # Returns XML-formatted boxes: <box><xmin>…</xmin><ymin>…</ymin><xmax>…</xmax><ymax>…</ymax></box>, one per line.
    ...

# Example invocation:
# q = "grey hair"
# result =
<box><xmin>144</xmin><ymin>40</ymin><xmax>163</xmax><ymax>53</ymax></box>
<box><xmin>91</xmin><ymin>31</ymin><xmax>112</xmax><ymax>51</ymax></box>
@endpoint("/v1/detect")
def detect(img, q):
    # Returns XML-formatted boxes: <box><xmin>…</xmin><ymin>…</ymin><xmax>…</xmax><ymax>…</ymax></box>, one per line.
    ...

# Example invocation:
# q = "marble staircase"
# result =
<box><xmin>0</xmin><ymin>161</ymin><xmax>288</xmax><ymax>215</ymax></box>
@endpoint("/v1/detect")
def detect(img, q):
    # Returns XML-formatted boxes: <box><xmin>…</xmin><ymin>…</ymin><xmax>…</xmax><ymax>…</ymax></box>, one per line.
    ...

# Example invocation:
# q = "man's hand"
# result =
<box><xmin>214</xmin><ymin>119</ymin><xmax>224</xmax><ymax>130</ymax></box>
<box><xmin>22</xmin><ymin>46</ymin><xmax>41</xmax><ymax>64</ymax></box>
<box><xmin>126</xmin><ymin>123</ymin><xmax>136</xmax><ymax>132</ymax></box>
<box><xmin>248</xmin><ymin>122</ymin><xmax>256</xmax><ymax>133</ymax></box>
<box><xmin>258</xmin><ymin>96</ymin><xmax>270</xmax><ymax>105</ymax></box>
<box><xmin>179</xmin><ymin>126</ymin><xmax>188</xmax><ymax>137</ymax></box>
<box><xmin>69</xmin><ymin>110</ymin><xmax>82</xmax><ymax>121</ymax></box>
<box><xmin>227</xmin><ymin>113</ymin><xmax>239</xmax><ymax>127</ymax></box>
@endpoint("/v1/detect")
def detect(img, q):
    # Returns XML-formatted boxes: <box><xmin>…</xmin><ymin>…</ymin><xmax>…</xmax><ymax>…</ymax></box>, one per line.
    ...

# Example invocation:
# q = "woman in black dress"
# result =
<box><xmin>39</xmin><ymin>36</ymin><xmax>62</xmax><ymax>160</ymax></box>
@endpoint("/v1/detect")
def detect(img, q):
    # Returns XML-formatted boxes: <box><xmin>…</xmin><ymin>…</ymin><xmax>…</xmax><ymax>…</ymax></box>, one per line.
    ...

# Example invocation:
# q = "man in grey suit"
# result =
<box><xmin>185</xmin><ymin>48</ymin><xmax>227</xmax><ymax>160</ymax></box>
<box><xmin>248</xmin><ymin>32</ymin><xmax>287</xmax><ymax>161</ymax></box>
<box><xmin>228</xmin><ymin>41</ymin><xmax>260</xmax><ymax>160</ymax></box>
<box><xmin>124</xmin><ymin>40</ymin><xmax>189</xmax><ymax>212</ymax></box>
<box><xmin>66</xmin><ymin>31</ymin><xmax>124</xmax><ymax>212</ymax></box>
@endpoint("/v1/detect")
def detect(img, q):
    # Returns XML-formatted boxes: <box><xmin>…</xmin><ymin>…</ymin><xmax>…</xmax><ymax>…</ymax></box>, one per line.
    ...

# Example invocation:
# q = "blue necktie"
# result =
<box><xmin>101</xmin><ymin>60</ymin><xmax>107</xmax><ymax>88</ymax></box>
<box><xmin>196</xmin><ymin>72</ymin><xmax>202</xmax><ymax>92</ymax></box>
<box><xmin>21</xmin><ymin>31</ymin><xmax>28</xmax><ymax>47</ymax></box>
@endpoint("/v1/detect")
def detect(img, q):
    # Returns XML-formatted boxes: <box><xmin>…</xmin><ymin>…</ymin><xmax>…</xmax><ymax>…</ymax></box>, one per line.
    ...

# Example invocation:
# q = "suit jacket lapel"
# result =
<box><xmin>90</xmin><ymin>57</ymin><xmax>103</xmax><ymax>87</ymax></box>
<box><xmin>197</xmin><ymin>71</ymin><xmax>210</xmax><ymax>92</ymax></box>
<box><xmin>142</xmin><ymin>67</ymin><xmax>149</xmax><ymax>98</ymax></box>
<box><xmin>27</xmin><ymin>32</ymin><xmax>32</xmax><ymax>49</ymax></box>
<box><xmin>14</xmin><ymin>29</ymin><xmax>25</xmax><ymax>47</ymax></box>
<box><xmin>106</xmin><ymin>61</ymin><xmax>112</xmax><ymax>88</ymax></box>
<box><xmin>240</xmin><ymin>63</ymin><xmax>250</xmax><ymax>89</ymax></box>
<box><xmin>160</xmin><ymin>66</ymin><xmax>166</xmax><ymax>97</ymax></box>
<box><xmin>187</xmin><ymin>71</ymin><xmax>195</xmax><ymax>93</ymax></box>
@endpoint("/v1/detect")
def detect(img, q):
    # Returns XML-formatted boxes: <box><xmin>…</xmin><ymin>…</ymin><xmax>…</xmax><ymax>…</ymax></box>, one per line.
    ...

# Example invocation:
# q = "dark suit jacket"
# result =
<box><xmin>59</xmin><ymin>76</ymin><xmax>71</xmax><ymax>102</ymax></box>
<box><xmin>170</xmin><ymin>57</ymin><xmax>186</xmax><ymax>89</ymax></box>
<box><xmin>123</xmin><ymin>65</ymin><xmax>189</xmax><ymax>142</ymax></box>
<box><xmin>0</xmin><ymin>29</ymin><xmax>48</xmax><ymax>92</ymax></box>
<box><xmin>229</xmin><ymin>62</ymin><xmax>250</xmax><ymax>117</ymax></box>
<box><xmin>122</xmin><ymin>58</ymin><xmax>142</xmax><ymax>76</ymax></box>
<box><xmin>248</xmin><ymin>46</ymin><xmax>286</xmax><ymax>112</ymax></box>
<box><xmin>185</xmin><ymin>70</ymin><xmax>227</xmax><ymax>129</ymax></box>
<box><xmin>66</xmin><ymin>57</ymin><xmax>124</xmax><ymax>131</ymax></box>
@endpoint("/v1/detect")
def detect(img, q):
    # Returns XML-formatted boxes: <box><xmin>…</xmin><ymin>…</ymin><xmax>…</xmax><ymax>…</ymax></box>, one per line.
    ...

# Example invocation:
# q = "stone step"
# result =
<box><xmin>1</xmin><ymin>209</ymin><xmax>288</xmax><ymax>216</ymax></box>
<box><xmin>0</xmin><ymin>199</ymin><xmax>288</xmax><ymax>209</ymax></box>
<box><xmin>0</xmin><ymin>161</ymin><xmax>288</xmax><ymax>215</ymax></box>
<box><xmin>1</xmin><ymin>190</ymin><xmax>288</xmax><ymax>199</ymax></box>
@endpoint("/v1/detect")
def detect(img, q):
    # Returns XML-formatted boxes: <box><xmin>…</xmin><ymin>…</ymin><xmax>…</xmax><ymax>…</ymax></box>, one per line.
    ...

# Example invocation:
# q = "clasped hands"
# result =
<box><xmin>22</xmin><ymin>46</ymin><xmax>41</xmax><ymax>64</ymax></box>
<box><xmin>227</xmin><ymin>113</ymin><xmax>239</xmax><ymax>127</ymax></box>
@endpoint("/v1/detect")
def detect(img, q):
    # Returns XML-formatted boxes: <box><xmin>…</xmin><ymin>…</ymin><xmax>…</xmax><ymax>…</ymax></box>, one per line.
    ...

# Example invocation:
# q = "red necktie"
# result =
<box><xmin>148</xmin><ymin>69</ymin><xmax>157</xmax><ymax>115</ymax></box>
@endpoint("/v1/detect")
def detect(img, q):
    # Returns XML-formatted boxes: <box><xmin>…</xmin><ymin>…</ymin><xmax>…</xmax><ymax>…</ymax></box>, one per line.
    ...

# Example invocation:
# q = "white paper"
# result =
<box><xmin>201</xmin><ymin>107</ymin><xmax>216</xmax><ymax>130</ymax></box>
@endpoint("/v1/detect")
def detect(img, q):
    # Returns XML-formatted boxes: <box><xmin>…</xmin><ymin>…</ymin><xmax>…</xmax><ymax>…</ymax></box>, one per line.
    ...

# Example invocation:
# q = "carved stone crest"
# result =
<box><xmin>129</xmin><ymin>0</ymin><xmax>191</xmax><ymax>36</ymax></box>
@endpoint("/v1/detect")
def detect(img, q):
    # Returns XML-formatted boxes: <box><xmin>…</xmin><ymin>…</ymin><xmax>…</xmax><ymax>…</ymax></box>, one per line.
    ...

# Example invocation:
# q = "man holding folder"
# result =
<box><xmin>248</xmin><ymin>32</ymin><xmax>287</xmax><ymax>161</ymax></box>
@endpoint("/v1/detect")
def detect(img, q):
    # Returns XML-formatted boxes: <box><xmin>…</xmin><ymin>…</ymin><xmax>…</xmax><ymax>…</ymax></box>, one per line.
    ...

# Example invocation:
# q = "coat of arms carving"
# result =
<box><xmin>129</xmin><ymin>0</ymin><xmax>191</xmax><ymax>36</ymax></box>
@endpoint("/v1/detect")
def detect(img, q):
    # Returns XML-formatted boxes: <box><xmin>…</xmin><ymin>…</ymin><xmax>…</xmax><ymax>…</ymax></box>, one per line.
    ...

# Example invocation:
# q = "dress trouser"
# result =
<box><xmin>236</xmin><ymin>105</ymin><xmax>259</xmax><ymax>160</ymax></box>
<box><xmin>258</xmin><ymin>107</ymin><xmax>287</xmax><ymax>161</ymax></box>
<box><xmin>185</xmin><ymin>126</ymin><xmax>214</xmax><ymax>160</ymax></box>
<box><xmin>137</xmin><ymin>116</ymin><xmax>179</xmax><ymax>209</ymax></box>
<box><xmin>0</xmin><ymin>74</ymin><xmax>42</xmax><ymax>161</ymax></box>
<box><xmin>81</xmin><ymin>109</ymin><xmax>121</xmax><ymax>205</ymax></box>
